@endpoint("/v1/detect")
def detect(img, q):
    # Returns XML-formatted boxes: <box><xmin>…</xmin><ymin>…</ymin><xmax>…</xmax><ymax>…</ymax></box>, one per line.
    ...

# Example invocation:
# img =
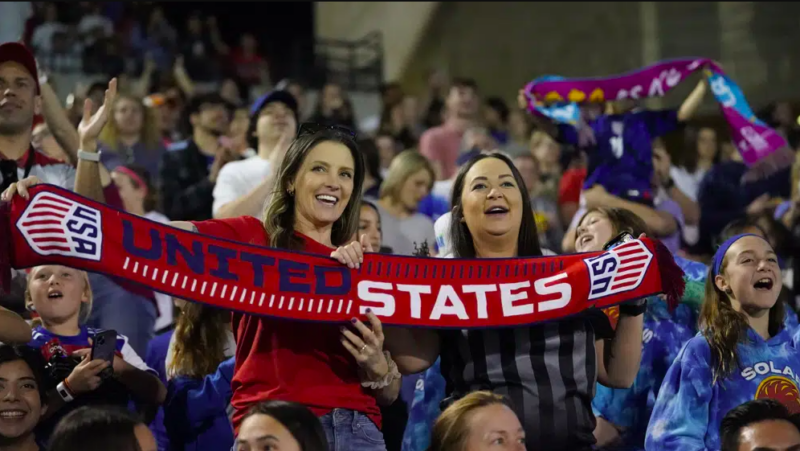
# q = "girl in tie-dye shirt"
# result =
<box><xmin>646</xmin><ymin>234</ymin><xmax>800</xmax><ymax>450</ymax></box>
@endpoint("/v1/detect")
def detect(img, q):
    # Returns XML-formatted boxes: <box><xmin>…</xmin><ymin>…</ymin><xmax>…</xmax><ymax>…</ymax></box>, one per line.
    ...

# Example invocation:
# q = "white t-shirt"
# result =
<box><xmin>31</xmin><ymin>22</ymin><xmax>68</xmax><ymax>53</ymax></box>
<box><xmin>669</xmin><ymin>165</ymin><xmax>707</xmax><ymax>245</ymax></box>
<box><xmin>212</xmin><ymin>156</ymin><xmax>272</xmax><ymax>217</ymax></box>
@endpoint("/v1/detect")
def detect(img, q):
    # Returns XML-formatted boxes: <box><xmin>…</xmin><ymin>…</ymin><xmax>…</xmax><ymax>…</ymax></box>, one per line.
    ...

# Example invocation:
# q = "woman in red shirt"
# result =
<box><xmin>169</xmin><ymin>125</ymin><xmax>401</xmax><ymax>449</ymax></box>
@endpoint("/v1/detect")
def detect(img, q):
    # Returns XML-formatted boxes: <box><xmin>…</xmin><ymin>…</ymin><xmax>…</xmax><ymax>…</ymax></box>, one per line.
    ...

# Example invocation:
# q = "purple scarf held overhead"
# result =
<box><xmin>523</xmin><ymin>58</ymin><xmax>794</xmax><ymax>180</ymax></box>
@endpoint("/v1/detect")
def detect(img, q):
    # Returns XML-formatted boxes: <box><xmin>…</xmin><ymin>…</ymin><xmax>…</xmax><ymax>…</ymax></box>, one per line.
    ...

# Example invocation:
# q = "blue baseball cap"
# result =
<box><xmin>250</xmin><ymin>90</ymin><xmax>298</xmax><ymax>120</ymax></box>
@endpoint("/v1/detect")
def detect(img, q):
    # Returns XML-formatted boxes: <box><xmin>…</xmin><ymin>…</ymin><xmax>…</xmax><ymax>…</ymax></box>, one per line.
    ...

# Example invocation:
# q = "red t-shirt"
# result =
<box><xmin>191</xmin><ymin>216</ymin><xmax>381</xmax><ymax>432</ymax></box>
<box><xmin>558</xmin><ymin>167</ymin><xmax>587</xmax><ymax>205</ymax></box>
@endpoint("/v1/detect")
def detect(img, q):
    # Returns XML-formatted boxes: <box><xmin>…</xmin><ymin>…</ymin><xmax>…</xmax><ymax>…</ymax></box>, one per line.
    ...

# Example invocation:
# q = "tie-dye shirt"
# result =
<box><xmin>401</xmin><ymin>358</ymin><xmax>447</xmax><ymax>451</ymax></box>
<box><xmin>645</xmin><ymin>327</ymin><xmax>800</xmax><ymax>451</ymax></box>
<box><xmin>593</xmin><ymin>298</ymin><xmax>698</xmax><ymax>451</ymax></box>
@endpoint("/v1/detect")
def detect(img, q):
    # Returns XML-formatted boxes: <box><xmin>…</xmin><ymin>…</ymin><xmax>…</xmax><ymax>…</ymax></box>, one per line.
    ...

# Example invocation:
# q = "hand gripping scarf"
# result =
<box><xmin>522</xmin><ymin>58</ymin><xmax>794</xmax><ymax>180</ymax></box>
<box><xmin>0</xmin><ymin>185</ymin><xmax>685</xmax><ymax>329</ymax></box>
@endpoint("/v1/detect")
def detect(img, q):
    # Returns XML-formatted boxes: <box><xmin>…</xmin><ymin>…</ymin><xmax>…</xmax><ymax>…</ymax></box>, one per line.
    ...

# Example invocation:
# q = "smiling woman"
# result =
<box><xmin>0</xmin><ymin>345</ymin><xmax>48</xmax><ymax>451</ymax></box>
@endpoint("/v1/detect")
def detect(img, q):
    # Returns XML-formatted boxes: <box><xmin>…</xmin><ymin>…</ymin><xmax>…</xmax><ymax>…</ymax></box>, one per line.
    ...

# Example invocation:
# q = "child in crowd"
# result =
<box><xmin>24</xmin><ymin>265</ymin><xmax>166</xmax><ymax>441</ymax></box>
<box><xmin>646</xmin><ymin>234</ymin><xmax>800</xmax><ymax>449</ymax></box>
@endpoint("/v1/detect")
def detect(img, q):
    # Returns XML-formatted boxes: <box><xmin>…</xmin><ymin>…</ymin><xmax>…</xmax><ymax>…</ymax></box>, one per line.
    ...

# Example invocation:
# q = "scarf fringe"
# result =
<box><xmin>741</xmin><ymin>146</ymin><xmax>795</xmax><ymax>183</ymax></box>
<box><xmin>653</xmin><ymin>238</ymin><xmax>685</xmax><ymax>311</ymax></box>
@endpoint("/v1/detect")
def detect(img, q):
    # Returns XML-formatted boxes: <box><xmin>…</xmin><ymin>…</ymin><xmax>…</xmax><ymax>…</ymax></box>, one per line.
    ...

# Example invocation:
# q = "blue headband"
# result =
<box><xmin>712</xmin><ymin>233</ymin><xmax>761</xmax><ymax>276</ymax></box>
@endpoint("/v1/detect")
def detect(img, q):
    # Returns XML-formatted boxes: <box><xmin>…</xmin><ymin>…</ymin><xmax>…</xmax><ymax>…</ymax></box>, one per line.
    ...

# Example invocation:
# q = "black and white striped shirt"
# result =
<box><xmin>440</xmin><ymin>309</ymin><xmax>612</xmax><ymax>451</ymax></box>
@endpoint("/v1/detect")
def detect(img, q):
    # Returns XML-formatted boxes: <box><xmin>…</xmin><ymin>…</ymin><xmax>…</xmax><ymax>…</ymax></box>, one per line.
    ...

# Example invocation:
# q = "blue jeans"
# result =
<box><xmin>87</xmin><ymin>273</ymin><xmax>157</xmax><ymax>357</ymax></box>
<box><xmin>319</xmin><ymin>409</ymin><xmax>386</xmax><ymax>451</ymax></box>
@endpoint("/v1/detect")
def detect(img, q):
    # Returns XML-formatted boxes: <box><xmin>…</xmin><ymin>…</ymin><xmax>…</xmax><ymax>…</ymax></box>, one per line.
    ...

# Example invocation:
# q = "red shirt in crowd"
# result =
<box><xmin>419</xmin><ymin>123</ymin><xmax>464</xmax><ymax>180</ymax></box>
<box><xmin>229</xmin><ymin>49</ymin><xmax>266</xmax><ymax>86</ymax></box>
<box><xmin>191</xmin><ymin>216</ymin><xmax>381</xmax><ymax>433</ymax></box>
<box><xmin>558</xmin><ymin>166</ymin><xmax>587</xmax><ymax>206</ymax></box>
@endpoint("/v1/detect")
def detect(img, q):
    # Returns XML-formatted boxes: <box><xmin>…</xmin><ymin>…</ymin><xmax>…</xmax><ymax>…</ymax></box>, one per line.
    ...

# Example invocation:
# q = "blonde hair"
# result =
<box><xmin>25</xmin><ymin>267</ymin><xmax>93</xmax><ymax>328</ymax></box>
<box><xmin>378</xmin><ymin>150</ymin><xmax>434</xmax><ymax>201</ymax></box>
<box><xmin>430</xmin><ymin>391</ymin><xmax>514</xmax><ymax>451</ymax></box>
<box><xmin>98</xmin><ymin>94</ymin><xmax>162</xmax><ymax>152</ymax></box>
<box><xmin>791</xmin><ymin>154</ymin><xmax>800</xmax><ymax>201</ymax></box>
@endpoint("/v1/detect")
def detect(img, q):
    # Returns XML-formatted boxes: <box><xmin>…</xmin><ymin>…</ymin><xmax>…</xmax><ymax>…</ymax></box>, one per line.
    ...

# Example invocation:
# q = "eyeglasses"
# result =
<box><xmin>297</xmin><ymin>122</ymin><xmax>357</xmax><ymax>139</ymax></box>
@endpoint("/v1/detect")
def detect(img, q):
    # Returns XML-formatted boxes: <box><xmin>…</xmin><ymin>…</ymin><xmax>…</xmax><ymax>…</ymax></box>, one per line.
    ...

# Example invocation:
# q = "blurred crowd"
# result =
<box><xmin>2</xmin><ymin>2</ymin><xmax>800</xmax><ymax>451</ymax></box>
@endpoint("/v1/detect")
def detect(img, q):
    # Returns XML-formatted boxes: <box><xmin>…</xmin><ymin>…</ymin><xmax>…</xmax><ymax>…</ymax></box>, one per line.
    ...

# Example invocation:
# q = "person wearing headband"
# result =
<box><xmin>646</xmin><ymin>234</ymin><xmax>800</xmax><ymax>450</ymax></box>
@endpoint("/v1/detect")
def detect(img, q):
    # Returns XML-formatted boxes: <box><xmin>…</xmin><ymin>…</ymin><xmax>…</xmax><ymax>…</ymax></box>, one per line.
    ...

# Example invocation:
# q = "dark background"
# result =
<box><xmin>162</xmin><ymin>2</ymin><xmax>315</xmax><ymax>82</ymax></box>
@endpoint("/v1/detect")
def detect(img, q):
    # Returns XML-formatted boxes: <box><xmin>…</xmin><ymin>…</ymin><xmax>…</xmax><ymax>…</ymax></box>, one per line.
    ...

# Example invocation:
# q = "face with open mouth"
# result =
<box><xmin>290</xmin><ymin>141</ymin><xmax>355</xmax><ymax>231</ymax></box>
<box><xmin>715</xmin><ymin>235</ymin><xmax>782</xmax><ymax>312</ymax></box>
<box><xmin>28</xmin><ymin>265</ymin><xmax>90</xmax><ymax>325</ymax></box>
<box><xmin>0</xmin><ymin>360</ymin><xmax>44</xmax><ymax>440</ymax></box>
<box><xmin>460</xmin><ymin>157</ymin><xmax>523</xmax><ymax>239</ymax></box>
<box><xmin>575</xmin><ymin>210</ymin><xmax>615</xmax><ymax>253</ymax></box>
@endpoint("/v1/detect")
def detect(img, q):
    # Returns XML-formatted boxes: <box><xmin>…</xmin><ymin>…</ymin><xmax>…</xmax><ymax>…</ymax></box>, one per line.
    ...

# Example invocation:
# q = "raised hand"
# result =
<box><xmin>340</xmin><ymin>310</ymin><xmax>389</xmax><ymax>380</ymax></box>
<box><xmin>77</xmin><ymin>78</ymin><xmax>117</xmax><ymax>150</ymax></box>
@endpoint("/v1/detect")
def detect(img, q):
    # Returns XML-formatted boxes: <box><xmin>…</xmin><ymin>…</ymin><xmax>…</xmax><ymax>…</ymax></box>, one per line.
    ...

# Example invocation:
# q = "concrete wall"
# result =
<box><xmin>400</xmin><ymin>2</ymin><xmax>800</xmax><ymax>109</ymax></box>
<box><xmin>314</xmin><ymin>2</ymin><xmax>440</xmax><ymax>81</ymax></box>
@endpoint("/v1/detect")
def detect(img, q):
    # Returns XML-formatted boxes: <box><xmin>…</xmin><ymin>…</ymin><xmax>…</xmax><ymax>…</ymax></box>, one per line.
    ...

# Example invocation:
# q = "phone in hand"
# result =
<box><xmin>603</xmin><ymin>232</ymin><xmax>635</xmax><ymax>251</ymax></box>
<box><xmin>91</xmin><ymin>330</ymin><xmax>117</xmax><ymax>379</ymax></box>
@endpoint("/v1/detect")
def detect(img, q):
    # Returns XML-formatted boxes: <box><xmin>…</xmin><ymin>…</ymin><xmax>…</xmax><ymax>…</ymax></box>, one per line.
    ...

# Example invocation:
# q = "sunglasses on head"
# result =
<box><xmin>296</xmin><ymin>122</ymin><xmax>357</xmax><ymax>139</ymax></box>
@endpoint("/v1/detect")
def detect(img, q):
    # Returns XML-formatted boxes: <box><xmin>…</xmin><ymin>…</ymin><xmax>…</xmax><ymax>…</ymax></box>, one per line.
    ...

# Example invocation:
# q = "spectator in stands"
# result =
<box><xmin>379</xmin><ymin>99</ymin><xmax>418</xmax><ymax>150</ymax></box>
<box><xmin>128</xmin><ymin>6</ymin><xmax>178</xmax><ymax>73</ymax></box>
<box><xmin>501</xmin><ymin>109</ymin><xmax>531</xmax><ymax>158</ymax></box>
<box><xmin>385</xmin><ymin>153</ymin><xmax>643</xmax><ymax>450</ymax></box>
<box><xmin>219</xmin><ymin>77</ymin><xmax>245</xmax><ymax>108</ymax></box>
<box><xmin>308</xmin><ymin>82</ymin><xmax>357</xmax><ymax>130</ymax></box>
<box><xmin>0</xmin><ymin>345</ymin><xmax>48</xmax><ymax>451</ymax></box>
<box><xmin>224</xmin><ymin>107</ymin><xmax>252</xmax><ymax>156</ymax></box>
<box><xmin>420</xmin><ymin>69</ymin><xmax>448</xmax><ymax>130</ymax></box>
<box><xmin>720</xmin><ymin>399</ymin><xmax>800</xmax><ymax>451</ymax></box>
<box><xmin>358</xmin><ymin>138</ymin><xmax>383</xmax><ymax>199</ymax></box>
<box><xmin>30</xmin><ymin>3</ymin><xmax>67</xmax><ymax>55</ymax></box>
<box><xmin>376</xmin><ymin>150</ymin><xmax>437</xmax><ymax>255</ymax></box>
<box><xmin>49</xmin><ymin>406</ymin><xmax>157</xmax><ymax>451</ymax></box>
<box><xmin>159</xmin><ymin>93</ymin><xmax>237</xmax><ymax>221</ymax></box>
<box><xmin>236</xmin><ymin>401</ymin><xmax>329</xmax><ymax>451</ymax></box>
<box><xmin>76</xmin><ymin>3</ymin><xmax>114</xmax><ymax>48</ymax></box>
<box><xmin>512</xmin><ymin>153</ymin><xmax>563</xmax><ymax>252</ymax></box>
<box><xmin>429</xmin><ymin>391</ymin><xmax>525</xmax><ymax>451</ymax></box>
<box><xmin>111</xmin><ymin>165</ymin><xmax>168</xmax><ymax>224</ymax></box>
<box><xmin>230</xmin><ymin>33</ymin><xmax>270</xmax><ymax>89</ymax></box>
<box><xmin>276</xmin><ymin>78</ymin><xmax>308</xmax><ymax>121</ymax></box>
<box><xmin>167</xmin><ymin>127</ymin><xmax>400</xmax><ymax>448</ymax></box>
<box><xmin>178</xmin><ymin>13</ymin><xmax>226</xmax><ymax>83</ymax></box>
<box><xmin>375</xmin><ymin>132</ymin><xmax>399</xmax><ymax>177</ymax></box>
<box><xmin>484</xmin><ymin>96</ymin><xmax>510</xmax><ymax>146</ymax></box>
<box><xmin>212</xmin><ymin>90</ymin><xmax>298</xmax><ymax>219</ymax></box>
<box><xmin>646</xmin><ymin>235</ymin><xmax>792</xmax><ymax>450</ymax></box>
<box><xmin>97</xmin><ymin>94</ymin><xmax>166</xmax><ymax>180</ymax></box>
<box><xmin>419</xmin><ymin>78</ymin><xmax>480</xmax><ymax>181</ymax></box>
<box><xmin>162</xmin><ymin>303</ymin><xmax>235</xmax><ymax>450</ymax></box>
<box><xmin>163</xmin><ymin>357</ymin><xmax>235</xmax><ymax>450</ymax></box>
<box><xmin>144</xmin><ymin>327</ymin><xmax>175</xmax><ymax>451</ymax></box>
<box><xmin>24</xmin><ymin>265</ymin><xmax>166</xmax><ymax>441</ymax></box>
<box><xmin>358</xmin><ymin>200</ymin><xmax>385</xmax><ymax>254</ymax></box>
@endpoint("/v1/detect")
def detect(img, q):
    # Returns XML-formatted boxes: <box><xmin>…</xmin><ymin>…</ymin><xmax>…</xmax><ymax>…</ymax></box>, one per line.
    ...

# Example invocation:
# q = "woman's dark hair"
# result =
<box><xmin>117</xmin><ymin>164</ymin><xmax>158</xmax><ymax>212</ymax></box>
<box><xmin>49</xmin><ymin>406</ymin><xmax>144</xmax><ymax>451</ymax></box>
<box><xmin>485</xmin><ymin>97</ymin><xmax>510</xmax><ymax>123</ymax></box>
<box><xmin>682</xmin><ymin>125</ymin><xmax>721</xmax><ymax>173</ymax></box>
<box><xmin>0</xmin><ymin>345</ymin><xmax>49</xmax><ymax>404</ymax></box>
<box><xmin>361</xmin><ymin>200</ymin><xmax>380</xmax><ymax>218</ymax></box>
<box><xmin>448</xmin><ymin>153</ymin><xmax>542</xmax><ymax>258</ymax></box>
<box><xmin>720</xmin><ymin>399</ymin><xmax>800</xmax><ymax>451</ymax></box>
<box><xmin>263</xmin><ymin>129</ymin><xmax>365</xmax><ymax>250</ymax></box>
<box><xmin>357</xmin><ymin>138</ymin><xmax>383</xmax><ymax>185</ymax></box>
<box><xmin>243</xmin><ymin>400</ymin><xmax>329</xmax><ymax>451</ymax></box>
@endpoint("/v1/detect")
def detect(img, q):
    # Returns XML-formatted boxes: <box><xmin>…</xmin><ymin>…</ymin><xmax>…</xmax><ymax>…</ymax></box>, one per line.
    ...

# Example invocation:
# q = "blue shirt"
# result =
<box><xmin>145</xmin><ymin>329</ymin><xmax>175</xmax><ymax>451</ymax></box>
<box><xmin>163</xmin><ymin>357</ymin><xmax>235</xmax><ymax>451</ymax></box>
<box><xmin>558</xmin><ymin>110</ymin><xmax>679</xmax><ymax>202</ymax></box>
<box><xmin>593</xmin><ymin>299</ymin><xmax>698</xmax><ymax>451</ymax></box>
<box><xmin>402</xmin><ymin>358</ymin><xmax>447</xmax><ymax>451</ymax></box>
<box><xmin>645</xmin><ymin>327</ymin><xmax>800</xmax><ymax>450</ymax></box>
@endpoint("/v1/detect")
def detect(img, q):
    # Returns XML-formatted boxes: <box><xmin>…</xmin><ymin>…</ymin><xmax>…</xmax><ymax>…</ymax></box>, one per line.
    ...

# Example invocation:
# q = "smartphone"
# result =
<box><xmin>91</xmin><ymin>330</ymin><xmax>117</xmax><ymax>379</ymax></box>
<box><xmin>603</xmin><ymin>232</ymin><xmax>635</xmax><ymax>251</ymax></box>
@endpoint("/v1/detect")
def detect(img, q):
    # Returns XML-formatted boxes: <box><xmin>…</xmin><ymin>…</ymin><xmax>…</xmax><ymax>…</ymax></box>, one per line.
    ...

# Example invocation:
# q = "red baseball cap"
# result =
<box><xmin>0</xmin><ymin>42</ymin><xmax>40</xmax><ymax>94</ymax></box>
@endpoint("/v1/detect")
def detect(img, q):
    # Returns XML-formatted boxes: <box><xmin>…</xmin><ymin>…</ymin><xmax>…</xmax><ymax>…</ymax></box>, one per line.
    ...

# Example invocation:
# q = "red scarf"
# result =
<box><xmin>0</xmin><ymin>185</ymin><xmax>684</xmax><ymax>328</ymax></box>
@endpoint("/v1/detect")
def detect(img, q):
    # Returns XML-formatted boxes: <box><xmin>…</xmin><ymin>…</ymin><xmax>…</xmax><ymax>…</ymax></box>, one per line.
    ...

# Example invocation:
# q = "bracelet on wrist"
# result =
<box><xmin>57</xmin><ymin>379</ymin><xmax>75</xmax><ymax>403</ymax></box>
<box><xmin>361</xmin><ymin>351</ymin><xmax>402</xmax><ymax>390</ymax></box>
<box><xmin>77</xmin><ymin>149</ymin><xmax>101</xmax><ymax>162</ymax></box>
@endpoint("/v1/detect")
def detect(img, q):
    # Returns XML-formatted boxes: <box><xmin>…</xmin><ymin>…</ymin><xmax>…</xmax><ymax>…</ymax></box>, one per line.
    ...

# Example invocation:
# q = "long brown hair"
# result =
<box><xmin>699</xmin><ymin>250</ymin><xmax>784</xmax><ymax>383</ymax></box>
<box><xmin>430</xmin><ymin>391</ymin><xmax>515</xmax><ymax>451</ymax></box>
<box><xmin>98</xmin><ymin>94</ymin><xmax>162</xmax><ymax>151</ymax></box>
<box><xmin>448</xmin><ymin>153</ymin><xmax>542</xmax><ymax>258</ymax></box>
<box><xmin>263</xmin><ymin>129</ymin><xmax>365</xmax><ymax>250</ymax></box>
<box><xmin>167</xmin><ymin>302</ymin><xmax>230</xmax><ymax>379</ymax></box>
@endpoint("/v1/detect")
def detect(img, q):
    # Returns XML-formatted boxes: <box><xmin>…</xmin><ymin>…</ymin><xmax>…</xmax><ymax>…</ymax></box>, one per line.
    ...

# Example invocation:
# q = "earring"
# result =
<box><xmin>287</xmin><ymin>189</ymin><xmax>294</xmax><ymax>197</ymax></box>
